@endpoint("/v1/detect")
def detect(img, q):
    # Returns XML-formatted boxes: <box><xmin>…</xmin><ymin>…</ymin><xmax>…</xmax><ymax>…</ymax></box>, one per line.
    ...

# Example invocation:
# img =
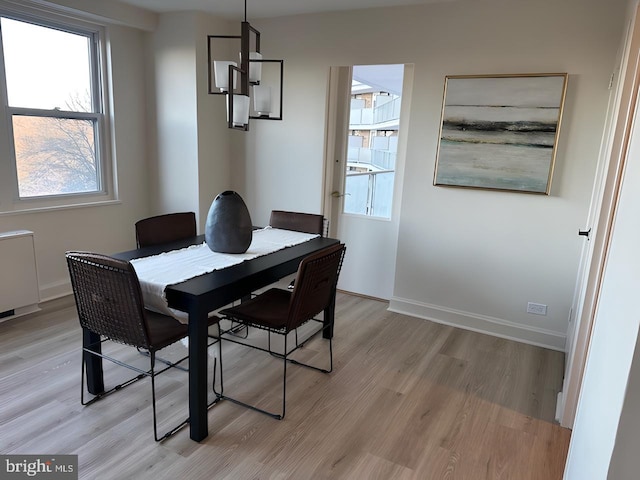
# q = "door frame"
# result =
<box><xmin>321</xmin><ymin>66</ymin><xmax>352</xmax><ymax>238</ymax></box>
<box><xmin>322</xmin><ymin>64</ymin><xmax>414</xmax><ymax>230</ymax></box>
<box><xmin>321</xmin><ymin>64</ymin><xmax>414</xmax><ymax>299</ymax></box>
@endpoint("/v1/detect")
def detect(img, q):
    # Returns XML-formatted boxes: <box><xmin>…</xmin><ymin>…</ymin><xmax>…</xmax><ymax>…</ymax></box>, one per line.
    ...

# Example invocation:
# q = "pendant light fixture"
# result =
<box><xmin>207</xmin><ymin>0</ymin><xmax>284</xmax><ymax>131</ymax></box>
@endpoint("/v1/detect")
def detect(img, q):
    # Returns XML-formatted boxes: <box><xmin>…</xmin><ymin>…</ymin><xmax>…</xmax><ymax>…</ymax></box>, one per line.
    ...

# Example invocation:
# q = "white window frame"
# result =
<box><xmin>0</xmin><ymin>4</ymin><xmax>114</xmax><ymax>214</ymax></box>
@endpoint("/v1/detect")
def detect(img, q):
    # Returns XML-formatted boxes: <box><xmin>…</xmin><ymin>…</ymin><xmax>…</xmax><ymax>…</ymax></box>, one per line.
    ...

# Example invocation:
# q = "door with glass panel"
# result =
<box><xmin>324</xmin><ymin>64</ymin><xmax>412</xmax><ymax>300</ymax></box>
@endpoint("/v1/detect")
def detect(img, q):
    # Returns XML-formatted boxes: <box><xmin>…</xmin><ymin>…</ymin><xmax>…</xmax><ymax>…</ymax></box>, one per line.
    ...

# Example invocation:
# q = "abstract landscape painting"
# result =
<box><xmin>433</xmin><ymin>74</ymin><xmax>568</xmax><ymax>194</ymax></box>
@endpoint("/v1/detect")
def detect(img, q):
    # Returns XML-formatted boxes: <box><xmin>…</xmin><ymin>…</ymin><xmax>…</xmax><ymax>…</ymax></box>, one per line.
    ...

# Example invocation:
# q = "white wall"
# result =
<box><xmin>148</xmin><ymin>13</ymin><xmax>200</xmax><ymax>218</ymax></box>
<box><xmin>0</xmin><ymin>2</ymin><xmax>237</xmax><ymax>303</ymax></box>
<box><xmin>242</xmin><ymin>0</ymin><xmax>627</xmax><ymax>349</ymax></box>
<box><xmin>607</xmin><ymin>333</ymin><xmax>640</xmax><ymax>479</ymax></box>
<box><xmin>0</xmin><ymin>0</ymin><xmax>625</xmax><ymax>348</ymax></box>
<box><xmin>148</xmin><ymin>12</ymin><xmax>235</xmax><ymax>232</ymax></box>
<box><xmin>195</xmin><ymin>15</ymin><xmax>234</xmax><ymax>227</ymax></box>
<box><xmin>0</xmin><ymin>21</ymin><xmax>151</xmax><ymax>301</ymax></box>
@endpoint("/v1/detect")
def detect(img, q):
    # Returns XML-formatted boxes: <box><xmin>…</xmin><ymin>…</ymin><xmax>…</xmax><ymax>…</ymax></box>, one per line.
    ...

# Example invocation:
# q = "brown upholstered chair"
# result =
<box><xmin>269</xmin><ymin>210</ymin><xmax>325</xmax><ymax>236</ymax></box>
<box><xmin>66</xmin><ymin>251</ymin><xmax>221</xmax><ymax>441</ymax></box>
<box><xmin>217</xmin><ymin>243</ymin><xmax>346</xmax><ymax>420</ymax></box>
<box><xmin>135</xmin><ymin>212</ymin><xmax>197</xmax><ymax>248</ymax></box>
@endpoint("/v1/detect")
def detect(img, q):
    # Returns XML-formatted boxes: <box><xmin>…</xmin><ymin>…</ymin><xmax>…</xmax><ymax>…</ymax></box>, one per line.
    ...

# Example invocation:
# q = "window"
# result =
<box><xmin>344</xmin><ymin>65</ymin><xmax>403</xmax><ymax>218</ymax></box>
<box><xmin>0</xmin><ymin>12</ymin><xmax>110</xmax><ymax>209</ymax></box>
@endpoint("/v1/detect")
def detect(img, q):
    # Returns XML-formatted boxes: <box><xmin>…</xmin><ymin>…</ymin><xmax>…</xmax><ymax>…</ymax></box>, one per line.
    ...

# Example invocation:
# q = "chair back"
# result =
<box><xmin>269</xmin><ymin>210</ymin><xmax>324</xmax><ymax>236</ymax></box>
<box><xmin>66</xmin><ymin>251</ymin><xmax>151</xmax><ymax>349</ymax></box>
<box><xmin>135</xmin><ymin>212</ymin><xmax>196</xmax><ymax>248</ymax></box>
<box><xmin>286</xmin><ymin>243</ymin><xmax>346</xmax><ymax>331</ymax></box>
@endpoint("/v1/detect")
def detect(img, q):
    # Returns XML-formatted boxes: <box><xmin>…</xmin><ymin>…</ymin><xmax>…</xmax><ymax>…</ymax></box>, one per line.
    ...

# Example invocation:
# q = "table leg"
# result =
<box><xmin>83</xmin><ymin>328</ymin><xmax>104</xmax><ymax>394</ymax></box>
<box><xmin>188</xmin><ymin>305</ymin><xmax>209</xmax><ymax>442</ymax></box>
<box><xmin>323</xmin><ymin>289</ymin><xmax>336</xmax><ymax>339</ymax></box>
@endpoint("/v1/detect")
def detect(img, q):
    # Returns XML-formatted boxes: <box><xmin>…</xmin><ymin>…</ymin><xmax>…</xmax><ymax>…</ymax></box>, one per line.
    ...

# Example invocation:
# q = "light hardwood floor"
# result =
<box><xmin>0</xmin><ymin>293</ymin><xmax>570</xmax><ymax>479</ymax></box>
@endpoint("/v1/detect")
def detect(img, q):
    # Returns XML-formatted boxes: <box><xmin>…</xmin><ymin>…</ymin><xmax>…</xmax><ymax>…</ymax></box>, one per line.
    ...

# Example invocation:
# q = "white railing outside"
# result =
<box><xmin>346</xmin><ymin>93</ymin><xmax>401</xmax><ymax>218</ymax></box>
<box><xmin>344</xmin><ymin>170</ymin><xmax>394</xmax><ymax>218</ymax></box>
<box><xmin>349</xmin><ymin>107</ymin><xmax>374</xmax><ymax>125</ymax></box>
<box><xmin>348</xmin><ymin>148</ymin><xmax>396</xmax><ymax>171</ymax></box>
<box><xmin>373</xmin><ymin>97</ymin><xmax>401</xmax><ymax>124</ymax></box>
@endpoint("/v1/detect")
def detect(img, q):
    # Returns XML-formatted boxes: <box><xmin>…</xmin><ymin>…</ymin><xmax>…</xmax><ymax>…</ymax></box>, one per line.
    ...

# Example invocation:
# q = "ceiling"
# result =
<box><xmin>353</xmin><ymin>64</ymin><xmax>405</xmax><ymax>96</ymax></box>
<box><xmin>116</xmin><ymin>0</ymin><xmax>452</xmax><ymax>20</ymax></box>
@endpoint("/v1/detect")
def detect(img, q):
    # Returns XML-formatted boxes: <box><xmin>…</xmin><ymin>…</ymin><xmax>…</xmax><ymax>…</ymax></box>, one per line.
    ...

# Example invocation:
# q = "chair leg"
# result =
<box><xmin>81</xmin><ymin>342</ymin><xmax>222</xmax><ymax>442</ymax></box>
<box><xmin>80</xmin><ymin>350</ymin><xmax>86</xmax><ymax>406</ymax></box>
<box><xmin>228</xmin><ymin>321</ymin><xmax>248</xmax><ymax>339</ymax></box>
<box><xmin>281</xmin><ymin>335</ymin><xmax>287</xmax><ymax>419</ymax></box>
<box><xmin>150</xmin><ymin>352</ymin><xmax>161</xmax><ymax>442</ymax></box>
<box><xmin>137</xmin><ymin>347</ymin><xmax>189</xmax><ymax>372</ymax></box>
<box><xmin>157</xmin><ymin>326</ymin><xmax>225</xmax><ymax>441</ymax></box>
<box><xmin>80</xmin><ymin>349</ymin><xmax>146</xmax><ymax>406</ymax></box>
<box><xmin>277</xmin><ymin>327</ymin><xmax>333</xmax><ymax>374</ymax></box>
<box><xmin>213</xmin><ymin>323</ymin><xmax>225</xmax><ymax>397</ymax></box>
<box><xmin>149</xmin><ymin>352</ymin><xmax>186</xmax><ymax>442</ymax></box>
<box><xmin>213</xmin><ymin>330</ymin><xmax>291</xmax><ymax>421</ymax></box>
<box><xmin>329</xmin><ymin>336</ymin><xmax>333</xmax><ymax>372</ymax></box>
<box><xmin>150</xmin><ymin>349</ymin><xmax>206</xmax><ymax>442</ymax></box>
<box><xmin>214</xmin><ymin>322</ymin><xmax>334</xmax><ymax>420</ymax></box>
<box><xmin>213</xmin><ymin>346</ymin><xmax>284</xmax><ymax>419</ymax></box>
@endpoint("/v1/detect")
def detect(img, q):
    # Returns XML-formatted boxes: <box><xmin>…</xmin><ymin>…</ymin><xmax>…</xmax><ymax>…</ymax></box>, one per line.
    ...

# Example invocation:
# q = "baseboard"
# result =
<box><xmin>39</xmin><ymin>279</ymin><xmax>72</xmax><ymax>303</ymax></box>
<box><xmin>337</xmin><ymin>289</ymin><xmax>388</xmax><ymax>303</ymax></box>
<box><xmin>0</xmin><ymin>277</ymin><xmax>73</xmax><ymax>324</ymax></box>
<box><xmin>388</xmin><ymin>296</ymin><xmax>566</xmax><ymax>351</ymax></box>
<box><xmin>556</xmin><ymin>391</ymin><xmax>564</xmax><ymax>423</ymax></box>
<box><xmin>0</xmin><ymin>304</ymin><xmax>41</xmax><ymax>324</ymax></box>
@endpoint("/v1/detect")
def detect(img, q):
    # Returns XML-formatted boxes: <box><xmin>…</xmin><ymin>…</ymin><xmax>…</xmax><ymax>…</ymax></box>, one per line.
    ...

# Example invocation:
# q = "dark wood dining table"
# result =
<box><xmin>83</xmin><ymin>234</ymin><xmax>339</xmax><ymax>442</ymax></box>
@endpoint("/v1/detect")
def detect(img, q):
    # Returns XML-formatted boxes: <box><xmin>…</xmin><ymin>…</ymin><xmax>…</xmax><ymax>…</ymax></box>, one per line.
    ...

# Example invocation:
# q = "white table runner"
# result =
<box><xmin>131</xmin><ymin>227</ymin><xmax>319</xmax><ymax>322</ymax></box>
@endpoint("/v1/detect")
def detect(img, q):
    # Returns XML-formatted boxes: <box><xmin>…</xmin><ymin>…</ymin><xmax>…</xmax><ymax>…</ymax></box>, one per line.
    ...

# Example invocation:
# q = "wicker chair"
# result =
<box><xmin>269</xmin><ymin>210</ymin><xmax>325</xmax><ymax>236</ymax></box>
<box><xmin>269</xmin><ymin>210</ymin><xmax>325</xmax><ymax>292</ymax></box>
<box><xmin>135</xmin><ymin>212</ymin><xmax>197</xmax><ymax>248</ymax></box>
<box><xmin>134</xmin><ymin>211</ymin><xmax>219</xmax><ymax>351</ymax></box>
<box><xmin>66</xmin><ymin>251</ymin><xmax>221</xmax><ymax>441</ymax></box>
<box><xmin>217</xmin><ymin>243</ymin><xmax>346</xmax><ymax>420</ymax></box>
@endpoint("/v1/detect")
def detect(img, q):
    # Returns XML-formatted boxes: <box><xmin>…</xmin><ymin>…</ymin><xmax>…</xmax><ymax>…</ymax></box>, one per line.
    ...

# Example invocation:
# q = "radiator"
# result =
<box><xmin>0</xmin><ymin>230</ymin><xmax>40</xmax><ymax>321</ymax></box>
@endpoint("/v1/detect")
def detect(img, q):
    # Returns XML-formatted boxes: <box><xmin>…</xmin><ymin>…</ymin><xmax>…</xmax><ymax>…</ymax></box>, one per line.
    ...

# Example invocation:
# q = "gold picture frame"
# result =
<box><xmin>433</xmin><ymin>73</ymin><xmax>568</xmax><ymax>194</ymax></box>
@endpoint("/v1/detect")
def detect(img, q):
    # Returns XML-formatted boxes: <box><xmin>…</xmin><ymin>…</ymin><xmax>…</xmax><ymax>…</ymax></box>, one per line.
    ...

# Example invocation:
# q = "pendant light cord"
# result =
<box><xmin>244</xmin><ymin>0</ymin><xmax>247</xmax><ymax>22</ymax></box>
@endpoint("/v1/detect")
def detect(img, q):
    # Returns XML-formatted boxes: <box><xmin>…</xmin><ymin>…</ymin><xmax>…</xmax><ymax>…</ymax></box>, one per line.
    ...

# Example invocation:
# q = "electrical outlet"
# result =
<box><xmin>527</xmin><ymin>302</ymin><xmax>547</xmax><ymax>315</ymax></box>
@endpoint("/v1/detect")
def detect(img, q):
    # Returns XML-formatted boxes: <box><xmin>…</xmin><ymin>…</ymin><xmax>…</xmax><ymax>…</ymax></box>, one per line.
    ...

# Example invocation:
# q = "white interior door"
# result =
<box><xmin>559</xmin><ymin>5</ymin><xmax>640</xmax><ymax>428</ymax></box>
<box><xmin>323</xmin><ymin>64</ymin><xmax>413</xmax><ymax>300</ymax></box>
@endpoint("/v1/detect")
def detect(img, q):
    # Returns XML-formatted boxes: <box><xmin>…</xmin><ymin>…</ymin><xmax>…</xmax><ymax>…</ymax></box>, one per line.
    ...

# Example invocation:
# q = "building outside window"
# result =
<box><xmin>344</xmin><ymin>66</ymin><xmax>403</xmax><ymax>219</ymax></box>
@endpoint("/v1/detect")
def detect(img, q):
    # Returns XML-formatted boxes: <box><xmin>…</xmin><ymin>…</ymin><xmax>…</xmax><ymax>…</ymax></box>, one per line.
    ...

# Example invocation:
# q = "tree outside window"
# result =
<box><xmin>1</xmin><ymin>17</ymin><xmax>102</xmax><ymax>199</ymax></box>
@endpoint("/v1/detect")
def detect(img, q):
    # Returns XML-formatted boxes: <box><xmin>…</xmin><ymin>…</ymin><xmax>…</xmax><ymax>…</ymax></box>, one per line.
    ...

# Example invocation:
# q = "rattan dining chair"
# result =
<box><xmin>66</xmin><ymin>251</ymin><xmax>221</xmax><ymax>441</ymax></box>
<box><xmin>216</xmin><ymin>243</ymin><xmax>346</xmax><ymax>420</ymax></box>
<box><xmin>135</xmin><ymin>212</ymin><xmax>197</xmax><ymax>248</ymax></box>
<box><xmin>269</xmin><ymin>210</ymin><xmax>325</xmax><ymax>237</ymax></box>
<box><xmin>269</xmin><ymin>210</ymin><xmax>325</xmax><ymax>292</ymax></box>
<box><xmin>134</xmin><ymin>211</ymin><xmax>221</xmax><ymax>350</ymax></box>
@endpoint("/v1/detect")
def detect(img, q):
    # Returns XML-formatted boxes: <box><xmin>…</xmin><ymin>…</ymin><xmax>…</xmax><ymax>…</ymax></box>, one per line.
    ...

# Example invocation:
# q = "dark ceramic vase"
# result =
<box><xmin>204</xmin><ymin>191</ymin><xmax>253</xmax><ymax>253</ymax></box>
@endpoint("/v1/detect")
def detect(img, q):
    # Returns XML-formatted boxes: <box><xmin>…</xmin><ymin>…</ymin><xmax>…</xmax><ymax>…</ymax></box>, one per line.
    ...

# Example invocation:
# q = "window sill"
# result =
<box><xmin>0</xmin><ymin>199</ymin><xmax>122</xmax><ymax>217</ymax></box>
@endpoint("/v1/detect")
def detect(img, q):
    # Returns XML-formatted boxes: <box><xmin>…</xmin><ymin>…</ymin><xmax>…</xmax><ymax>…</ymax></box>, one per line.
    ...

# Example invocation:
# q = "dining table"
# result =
<box><xmin>82</xmin><ymin>231</ymin><xmax>340</xmax><ymax>442</ymax></box>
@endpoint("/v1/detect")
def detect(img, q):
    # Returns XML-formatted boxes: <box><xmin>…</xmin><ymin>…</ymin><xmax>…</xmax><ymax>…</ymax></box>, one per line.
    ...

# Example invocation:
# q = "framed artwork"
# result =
<box><xmin>433</xmin><ymin>73</ymin><xmax>568</xmax><ymax>194</ymax></box>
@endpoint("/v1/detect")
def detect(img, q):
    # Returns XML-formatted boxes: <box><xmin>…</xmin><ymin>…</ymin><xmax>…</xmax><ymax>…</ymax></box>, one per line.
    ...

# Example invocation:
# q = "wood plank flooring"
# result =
<box><xmin>0</xmin><ymin>293</ymin><xmax>570</xmax><ymax>479</ymax></box>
